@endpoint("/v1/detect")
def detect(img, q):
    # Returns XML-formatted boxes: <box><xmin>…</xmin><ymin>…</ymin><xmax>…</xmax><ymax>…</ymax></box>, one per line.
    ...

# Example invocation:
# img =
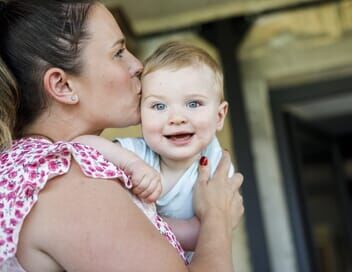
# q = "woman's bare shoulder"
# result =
<box><xmin>17</xmin><ymin>162</ymin><xmax>187</xmax><ymax>272</ymax></box>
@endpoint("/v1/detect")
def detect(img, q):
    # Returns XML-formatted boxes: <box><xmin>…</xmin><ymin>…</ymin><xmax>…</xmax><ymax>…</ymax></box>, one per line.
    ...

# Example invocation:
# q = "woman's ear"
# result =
<box><xmin>216</xmin><ymin>101</ymin><xmax>228</xmax><ymax>131</ymax></box>
<box><xmin>43</xmin><ymin>68</ymin><xmax>79</xmax><ymax>105</ymax></box>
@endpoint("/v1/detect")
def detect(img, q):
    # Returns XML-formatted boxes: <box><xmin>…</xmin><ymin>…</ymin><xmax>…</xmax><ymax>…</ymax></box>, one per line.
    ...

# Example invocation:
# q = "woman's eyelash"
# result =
<box><xmin>114</xmin><ymin>48</ymin><xmax>125</xmax><ymax>58</ymax></box>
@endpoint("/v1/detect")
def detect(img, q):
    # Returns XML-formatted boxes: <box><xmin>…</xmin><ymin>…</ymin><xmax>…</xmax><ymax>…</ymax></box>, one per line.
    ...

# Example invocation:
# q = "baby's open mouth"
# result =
<box><xmin>165</xmin><ymin>133</ymin><xmax>194</xmax><ymax>141</ymax></box>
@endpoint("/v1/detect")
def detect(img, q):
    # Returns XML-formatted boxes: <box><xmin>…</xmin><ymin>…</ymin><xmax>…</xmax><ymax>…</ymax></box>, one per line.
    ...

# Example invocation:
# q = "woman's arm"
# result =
<box><xmin>17</xmin><ymin>152</ymin><xmax>243</xmax><ymax>272</ymax></box>
<box><xmin>190</xmin><ymin>152</ymin><xmax>244</xmax><ymax>271</ymax></box>
<box><xmin>17</xmin><ymin>161</ymin><xmax>186</xmax><ymax>271</ymax></box>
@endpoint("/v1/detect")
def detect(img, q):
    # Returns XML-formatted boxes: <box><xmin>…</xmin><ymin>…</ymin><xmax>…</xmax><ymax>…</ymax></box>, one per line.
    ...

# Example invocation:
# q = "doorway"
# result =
<box><xmin>271</xmin><ymin>77</ymin><xmax>352</xmax><ymax>272</ymax></box>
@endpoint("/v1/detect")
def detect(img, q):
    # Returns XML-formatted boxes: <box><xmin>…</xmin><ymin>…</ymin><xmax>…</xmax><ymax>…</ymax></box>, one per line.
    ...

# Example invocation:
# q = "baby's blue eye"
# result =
<box><xmin>187</xmin><ymin>101</ymin><xmax>201</xmax><ymax>108</ymax></box>
<box><xmin>152</xmin><ymin>103</ymin><xmax>167</xmax><ymax>111</ymax></box>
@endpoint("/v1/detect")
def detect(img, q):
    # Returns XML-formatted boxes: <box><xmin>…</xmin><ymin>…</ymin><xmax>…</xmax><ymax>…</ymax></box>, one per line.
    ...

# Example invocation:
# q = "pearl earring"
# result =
<box><xmin>70</xmin><ymin>95</ymin><xmax>78</xmax><ymax>102</ymax></box>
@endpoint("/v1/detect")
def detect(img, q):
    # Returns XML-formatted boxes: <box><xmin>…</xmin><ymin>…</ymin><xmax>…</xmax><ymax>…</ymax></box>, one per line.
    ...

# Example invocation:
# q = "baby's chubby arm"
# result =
<box><xmin>163</xmin><ymin>216</ymin><xmax>200</xmax><ymax>251</ymax></box>
<box><xmin>75</xmin><ymin>136</ymin><xmax>199</xmax><ymax>250</ymax></box>
<box><xmin>73</xmin><ymin>135</ymin><xmax>162</xmax><ymax>203</ymax></box>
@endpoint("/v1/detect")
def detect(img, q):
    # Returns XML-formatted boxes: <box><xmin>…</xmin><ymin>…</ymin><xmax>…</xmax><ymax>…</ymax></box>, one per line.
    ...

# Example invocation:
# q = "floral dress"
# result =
<box><xmin>0</xmin><ymin>137</ymin><xmax>186</xmax><ymax>271</ymax></box>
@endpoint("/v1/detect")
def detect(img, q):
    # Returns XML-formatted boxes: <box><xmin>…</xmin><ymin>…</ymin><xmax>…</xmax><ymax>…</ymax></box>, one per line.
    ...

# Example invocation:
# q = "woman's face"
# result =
<box><xmin>72</xmin><ymin>3</ymin><xmax>143</xmax><ymax>130</ymax></box>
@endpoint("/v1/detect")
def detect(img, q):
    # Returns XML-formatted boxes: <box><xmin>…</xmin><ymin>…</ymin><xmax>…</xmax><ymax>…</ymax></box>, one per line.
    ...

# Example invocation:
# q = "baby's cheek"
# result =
<box><xmin>197</xmin><ymin>119</ymin><xmax>215</xmax><ymax>130</ymax></box>
<box><xmin>145</xmin><ymin>124</ymin><xmax>162</xmax><ymax>141</ymax></box>
<box><xmin>142</xmin><ymin>124</ymin><xmax>160</xmax><ymax>143</ymax></box>
<box><xmin>144</xmin><ymin>135</ymin><xmax>162</xmax><ymax>154</ymax></box>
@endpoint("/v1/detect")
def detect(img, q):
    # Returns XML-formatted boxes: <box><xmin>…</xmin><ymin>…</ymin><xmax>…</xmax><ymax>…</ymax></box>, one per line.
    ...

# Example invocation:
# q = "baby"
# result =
<box><xmin>75</xmin><ymin>41</ymin><xmax>234</xmax><ymax>256</ymax></box>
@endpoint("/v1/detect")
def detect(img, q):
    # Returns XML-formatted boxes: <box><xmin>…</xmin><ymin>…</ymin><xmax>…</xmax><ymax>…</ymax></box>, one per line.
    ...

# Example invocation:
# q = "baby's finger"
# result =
<box><xmin>138</xmin><ymin>178</ymin><xmax>160</xmax><ymax>199</ymax></box>
<box><xmin>144</xmin><ymin>183</ymin><xmax>162</xmax><ymax>203</ymax></box>
<box><xmin>132</xmin><ymin>175</ymin><xmax>149</xmax><ymax>195</ymax></box>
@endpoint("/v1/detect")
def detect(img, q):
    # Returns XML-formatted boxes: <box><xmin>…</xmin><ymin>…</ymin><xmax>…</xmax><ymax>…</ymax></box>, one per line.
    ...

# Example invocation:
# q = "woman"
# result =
<box><xmin>0</xmin><ymin>1</ymin><xmax>244</xmax><ymax>271</ymax></box>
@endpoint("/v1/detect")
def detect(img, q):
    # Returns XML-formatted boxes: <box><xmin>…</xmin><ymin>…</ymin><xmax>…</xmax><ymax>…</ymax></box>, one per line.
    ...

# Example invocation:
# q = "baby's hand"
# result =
<box><xmin>125</xmin><ymin>159</ymin><xmax>162</xmax><ymax>203</ymax></box>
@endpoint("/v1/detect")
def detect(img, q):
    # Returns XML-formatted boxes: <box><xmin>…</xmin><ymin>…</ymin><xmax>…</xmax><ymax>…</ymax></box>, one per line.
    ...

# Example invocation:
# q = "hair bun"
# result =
<box><xmin>0</xmin><ymin>1</ymin><xmax>6</xmax><ymax>13</ymax></box>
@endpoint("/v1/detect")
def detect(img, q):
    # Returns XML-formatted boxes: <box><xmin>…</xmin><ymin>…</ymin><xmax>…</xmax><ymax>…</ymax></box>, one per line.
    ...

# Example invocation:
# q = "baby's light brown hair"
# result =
<box><xmin>142</xmin><ymin>41</ymin><xmax>224</xmax><ymax>101</ymax></box>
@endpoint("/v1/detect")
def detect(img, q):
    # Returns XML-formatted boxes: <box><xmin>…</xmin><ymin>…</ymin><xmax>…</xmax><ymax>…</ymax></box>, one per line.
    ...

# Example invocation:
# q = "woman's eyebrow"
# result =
<box><xmin>111</xmin><ymin>38</ymin><xmax>125</xmax><ymax>48</ymax></box>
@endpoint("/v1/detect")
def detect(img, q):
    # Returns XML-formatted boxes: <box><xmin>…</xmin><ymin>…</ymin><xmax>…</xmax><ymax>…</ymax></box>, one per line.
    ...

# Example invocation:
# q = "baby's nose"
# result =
<box><xmin>168</xmin><ymin>115</ymin><xmax>187</xmax><ymax>125</ymax></box>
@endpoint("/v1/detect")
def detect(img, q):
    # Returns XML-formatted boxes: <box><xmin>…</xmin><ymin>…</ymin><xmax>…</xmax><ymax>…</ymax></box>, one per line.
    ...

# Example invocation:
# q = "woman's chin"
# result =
<box><xmin>129</xmin><ymin>116</ymin><xmax>141</xmax><ymax>126</ymax></box>
<box><xmin>117</xmin><ymin>117</ymin><xmax>141</xmax><ymax>128</ymax></box>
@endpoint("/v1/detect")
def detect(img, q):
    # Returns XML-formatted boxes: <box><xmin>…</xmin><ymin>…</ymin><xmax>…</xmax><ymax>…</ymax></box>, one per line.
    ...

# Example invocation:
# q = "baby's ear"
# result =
<box><xmin>216</xmin><ymin>101</ymin><xmax>228</xmax><ymax>131</ymax></box>
<box><xmin>43</xmin><ymin>68</ymin><xmax>79</xmax><ymax>105</ymax></box>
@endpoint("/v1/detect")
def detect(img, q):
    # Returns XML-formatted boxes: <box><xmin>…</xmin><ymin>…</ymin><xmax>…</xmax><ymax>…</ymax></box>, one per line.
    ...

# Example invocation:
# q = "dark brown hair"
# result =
<box><xmin>0</xmin><ymin>0</ymin><xmax>96</xmax><ymax>150</ymax></box>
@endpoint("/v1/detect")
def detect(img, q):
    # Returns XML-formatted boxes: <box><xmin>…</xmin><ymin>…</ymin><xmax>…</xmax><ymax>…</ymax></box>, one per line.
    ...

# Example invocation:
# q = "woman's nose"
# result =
<box><xmin>128</xmin><ymin>51</ymin><xmax>143</xmax><ymax>78</ymax></box>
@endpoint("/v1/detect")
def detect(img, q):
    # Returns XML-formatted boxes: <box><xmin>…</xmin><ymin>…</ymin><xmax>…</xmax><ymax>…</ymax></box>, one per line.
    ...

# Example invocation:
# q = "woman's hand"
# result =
<box><xmin>193</xmin><ymin>151</ymin><xmax>244</xmax><ymax>231</ymax></box>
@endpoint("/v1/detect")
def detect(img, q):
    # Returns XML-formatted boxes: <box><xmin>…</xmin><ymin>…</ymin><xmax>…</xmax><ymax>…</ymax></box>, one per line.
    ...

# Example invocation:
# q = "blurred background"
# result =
<box><xmin>100</xmin><ymin>0</ymin><xmax>352</xmax><ymax>271</ymax></box>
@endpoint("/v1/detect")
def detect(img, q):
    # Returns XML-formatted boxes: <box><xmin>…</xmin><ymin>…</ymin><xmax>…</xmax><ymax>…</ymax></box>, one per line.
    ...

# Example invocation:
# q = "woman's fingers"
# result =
<box><xmin>232</xmin><ymin>190</ymin><xmax>243</xmax><ymax>203</ymax></box>
<box><xmin>230</xmin><ymin>173</ymin><xmax>244</xmax><ymax>191</ymax></box>
<box><xmin>231</xmin><ymin>188</ymin><xmax>245</xmax><ymax>227</ymax></box>
<box><xmin>212</xmin><ymin>151</ymin><xmax>231</xmax><ymax>182</ymax></box>
<box><xmin>231</xmin><ymin>173</ymin><xmax>244</xmax><ymax>205</ymax></box>
<box><xmin>197</xmin><ymin>156</ymin><xmax>210</xmax><ymax>184</ymax></box>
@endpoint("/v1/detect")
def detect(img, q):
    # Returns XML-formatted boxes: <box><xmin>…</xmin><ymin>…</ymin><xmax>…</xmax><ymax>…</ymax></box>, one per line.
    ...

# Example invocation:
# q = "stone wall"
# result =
<box><xmin>239</xmin><ymin>1</ymin><xmax>352</xmax><ymax>271</ymax></box>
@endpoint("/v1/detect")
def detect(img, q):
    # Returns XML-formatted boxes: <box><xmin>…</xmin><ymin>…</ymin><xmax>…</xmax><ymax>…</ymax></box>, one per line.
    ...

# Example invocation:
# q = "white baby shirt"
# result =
<box><xmin>115</xmin><ymin>137</ymin><xmax>234</xmax><ymax>220</ymax></box>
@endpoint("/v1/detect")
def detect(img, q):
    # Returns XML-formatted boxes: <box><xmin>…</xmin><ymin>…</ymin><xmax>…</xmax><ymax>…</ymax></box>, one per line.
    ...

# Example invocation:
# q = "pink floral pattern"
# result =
<box><xmin>0</xmin><ymin>137</ymin><xmax>186</xmax><ymax>268</ymax></box>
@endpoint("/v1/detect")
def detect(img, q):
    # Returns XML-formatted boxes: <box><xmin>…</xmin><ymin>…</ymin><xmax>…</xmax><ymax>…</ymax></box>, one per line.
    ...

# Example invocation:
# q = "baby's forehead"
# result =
<box><xmin>142</xmin><ymin>64</ymin><xmax>223</xmax><ymax>98</ymax></box>
<box><xmin>142</xmin><ymin>64</ymin><xmax>216</xmax><ymax>85</ymax></box>
<box><xmin>143</xmin><ymin>62</ymin><xmax>211</xmax><ymax>75</ymax></box>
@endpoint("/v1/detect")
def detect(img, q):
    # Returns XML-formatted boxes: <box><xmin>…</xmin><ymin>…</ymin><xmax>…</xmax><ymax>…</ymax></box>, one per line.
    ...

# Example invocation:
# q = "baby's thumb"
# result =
<box><xmin>197</xmin><ymin>156</ymin><xmax>210</xmax><ymax>184</ymax></box>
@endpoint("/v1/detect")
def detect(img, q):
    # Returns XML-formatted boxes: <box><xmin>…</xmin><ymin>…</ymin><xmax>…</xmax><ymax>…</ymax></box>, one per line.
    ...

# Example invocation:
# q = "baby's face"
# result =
<box><xmin>140</xmin><ymin>64</ymin><xmax>227</xmax><ymax>164</ymax></box>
